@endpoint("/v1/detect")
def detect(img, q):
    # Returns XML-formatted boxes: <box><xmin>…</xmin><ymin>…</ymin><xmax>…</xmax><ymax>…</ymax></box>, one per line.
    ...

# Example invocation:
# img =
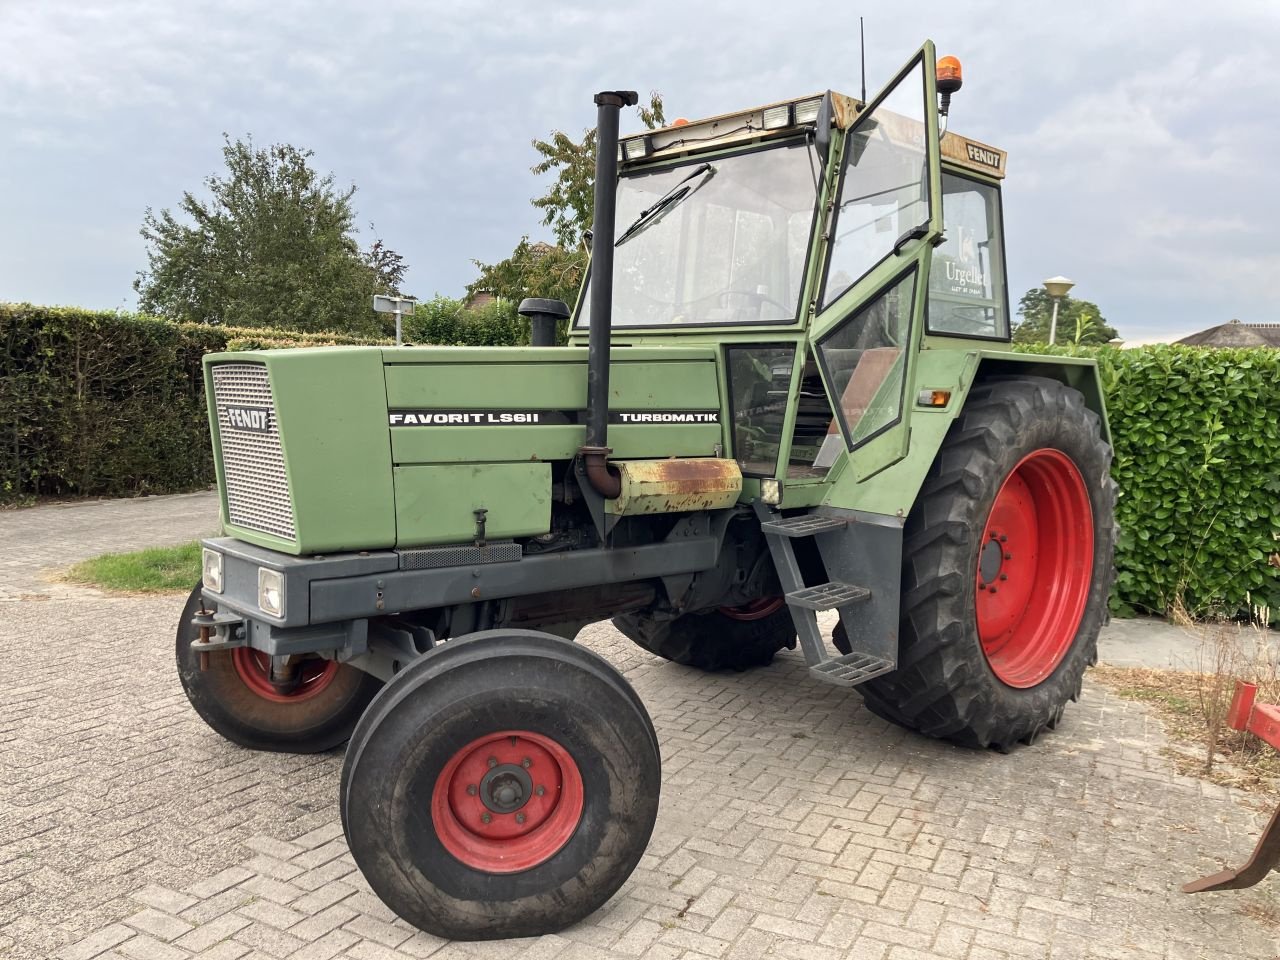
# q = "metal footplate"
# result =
<box><xmin>810</xmin><ymin>652</ymin><xmax>895</xmax><ymax>686</ymax></box>
<box><xmin>787</xmin><ymin>581</ymin><xmax>871</xmax><ymax>611</ymax></box>
<box><xmin>760</xmin><ymin>515</ymin><xmax>848</xmax><ymax>538</ymax></box>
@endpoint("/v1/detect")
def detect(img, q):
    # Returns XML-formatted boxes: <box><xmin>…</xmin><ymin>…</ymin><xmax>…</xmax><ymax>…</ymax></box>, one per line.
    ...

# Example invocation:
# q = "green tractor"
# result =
<box><xmin>178</xmin><ymin>41</ymin><xmax>1115</xmax><ymax>940</ymax></box>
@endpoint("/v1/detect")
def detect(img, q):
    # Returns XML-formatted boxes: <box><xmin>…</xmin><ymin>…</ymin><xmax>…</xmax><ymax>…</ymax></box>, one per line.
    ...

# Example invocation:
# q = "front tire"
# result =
<box><xmin>856</xmin><ymin>377</ymin><xmax>1116</xmax><ymax>749</ymax></box>
<box><xmin>175</xmin><ymin>584</ymin><xmax>381</xmax><ymax>753</ymax></box>
<box><xmin>340</xmin><ymin>630</ymin><xmax>661</xmax><ymax>940</ymax></box>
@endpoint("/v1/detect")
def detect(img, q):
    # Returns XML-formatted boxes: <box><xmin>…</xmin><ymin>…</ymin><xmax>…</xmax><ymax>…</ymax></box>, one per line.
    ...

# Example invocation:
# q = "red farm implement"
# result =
<box><xmin>1183</xmin><ymin>681</ymin><xmax>1280</xmax><ymax>893</ymax></box>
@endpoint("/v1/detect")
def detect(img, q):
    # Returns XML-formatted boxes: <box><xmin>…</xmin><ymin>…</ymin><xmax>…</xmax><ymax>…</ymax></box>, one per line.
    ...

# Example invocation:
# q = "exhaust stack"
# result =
<box><xmin>581</xmin><ymin>89</ymin><xmax>638</xmax><ymax>499</ymax></box>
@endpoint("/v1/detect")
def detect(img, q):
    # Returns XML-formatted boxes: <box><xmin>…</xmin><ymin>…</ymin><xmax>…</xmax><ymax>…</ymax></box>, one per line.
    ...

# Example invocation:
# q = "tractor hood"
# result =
<box><xmin>203</xmin><ymin>345</ymin><xmax>725</xmax><ymax>555</ymax></box>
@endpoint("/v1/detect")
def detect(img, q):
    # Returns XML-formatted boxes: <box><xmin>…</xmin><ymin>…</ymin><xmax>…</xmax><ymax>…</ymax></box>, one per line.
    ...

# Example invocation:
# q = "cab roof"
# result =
<box><xmin>621</xmin><ymin>91</ymin><xmax>1006</xmax><ymax>180</ymax></box>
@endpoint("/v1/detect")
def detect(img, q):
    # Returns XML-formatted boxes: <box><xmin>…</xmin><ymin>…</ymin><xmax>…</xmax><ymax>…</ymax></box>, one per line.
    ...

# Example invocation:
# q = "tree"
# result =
<box><xmin>530</xmin><ymin>92</ymin><xmax>665</xmax><ymax>249</ymax></box>
<box><xmin>466</xmin><ymin>94</ymin><xmax>666</xmax><ymax>314</ymax></box>
<box><xmin>135</xmin><ymin>136</ymin><xmax>405</xmax><ymax>335</ymax></box>
<box><xmin>466</xmin><ymin>239</ymin><xmax>586</xmax><ymax>310</ymax></box>
<box><xmin>1012</xmin><ymin>287</ymin><xmax>1119</xmax><ymax>345</ymax></box>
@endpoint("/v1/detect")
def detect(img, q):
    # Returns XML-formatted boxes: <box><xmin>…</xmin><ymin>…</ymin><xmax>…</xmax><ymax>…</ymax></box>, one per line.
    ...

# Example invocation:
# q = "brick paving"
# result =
<box><xmin>0</xmin><ymin>491</ymin><xmax>220</xmax><ymax>599</ymax></box>
<box><xmin>1</xmin><ymin>496</ymin><xmax>1277</xmax><ymax>960</ymax></box>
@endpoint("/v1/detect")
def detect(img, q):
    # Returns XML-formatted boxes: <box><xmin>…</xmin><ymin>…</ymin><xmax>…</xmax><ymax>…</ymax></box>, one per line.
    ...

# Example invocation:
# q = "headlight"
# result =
<box><xmin>258</xmin><ymin>568</ymin><xmax>285</xmax><ymax>618</ymax></box>
<box><xmin>201</xmin><ymin>548</ymin><xmax>224</xmax><ymax>593</ymax></box>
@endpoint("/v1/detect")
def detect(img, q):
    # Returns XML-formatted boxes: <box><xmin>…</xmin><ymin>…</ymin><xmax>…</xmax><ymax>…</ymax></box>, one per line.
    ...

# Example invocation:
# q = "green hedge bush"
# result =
<box><xmin>1018</xmin><ymin>344</ymin><xmax>1280</xmax><ymax>617</ymax></box>
<box><xmin>0</xmin><ymin>304</ymin><xmax>391</xmax><ymax>502</ymax></box>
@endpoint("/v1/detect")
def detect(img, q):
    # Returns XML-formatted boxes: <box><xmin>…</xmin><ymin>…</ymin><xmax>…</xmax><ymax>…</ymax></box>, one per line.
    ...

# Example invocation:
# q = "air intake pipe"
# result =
<box><xmin>580</xmin><ymin>89</ymin><xmax>638</xmax><ymax>499</ymax></box>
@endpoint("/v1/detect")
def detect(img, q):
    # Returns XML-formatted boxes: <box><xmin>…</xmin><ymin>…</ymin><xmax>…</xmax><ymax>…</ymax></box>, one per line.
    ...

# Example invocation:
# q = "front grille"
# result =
<box><xmin>211</xmin><ymin>362</ymin><xmax>296</xmax><ymax>541</ymax></box>
<box><xmin>398</xmin><ymin>542</ymin><xmax>522</xmax><ymax>570</ymax></box>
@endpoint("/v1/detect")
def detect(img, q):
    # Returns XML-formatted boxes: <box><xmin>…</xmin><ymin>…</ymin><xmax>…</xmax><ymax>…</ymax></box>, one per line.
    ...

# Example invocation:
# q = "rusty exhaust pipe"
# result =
<box><xmin>580</xmin><ymin>89</ymin><xmax>637</xmax><ymax>500</ymax></box>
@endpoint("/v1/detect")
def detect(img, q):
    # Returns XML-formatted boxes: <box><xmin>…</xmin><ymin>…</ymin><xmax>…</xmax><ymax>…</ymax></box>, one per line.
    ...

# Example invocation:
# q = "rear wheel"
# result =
<box><xmin>614</xmin><ymin>600</ymin><xmax>794</xmax><ymax>671</ymax></box>
<box><xmin>856</xmin><ymin>377</ymin><xmax>1115</xmax><ymax>749</ymax></box>
<box><xmin>340</xmin><ymin>630</ymin><xmax>660</xmax><ymax>940</ymax></box>
<box><xmin>175</xmin><ymin>584</ymin><xmax>381</xmax><ymax>753</ymax></box>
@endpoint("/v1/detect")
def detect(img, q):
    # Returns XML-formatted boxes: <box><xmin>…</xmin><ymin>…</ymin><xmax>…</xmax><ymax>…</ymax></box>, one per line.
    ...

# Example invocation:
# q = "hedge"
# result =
<box><xmin>1017</xmin><ymin>344</ymin><xmax>1280</xmax><ymax>617</ymax></box>
<box><xmin>0</xmin><ymin>304</ymin><xmax>390</xmax><ymax>502</ymax></box>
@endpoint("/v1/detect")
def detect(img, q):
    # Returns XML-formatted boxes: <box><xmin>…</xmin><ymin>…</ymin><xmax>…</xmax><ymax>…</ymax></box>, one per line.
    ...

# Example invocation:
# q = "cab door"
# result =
<box><xmin>808</xmin><ymin>42</ymin><xmax>942</xmax><ymax>481</ymax></box>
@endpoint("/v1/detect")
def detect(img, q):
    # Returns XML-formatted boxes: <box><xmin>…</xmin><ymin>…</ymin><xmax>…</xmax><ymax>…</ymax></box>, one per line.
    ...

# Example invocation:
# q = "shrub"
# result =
<box><xmin>0</xmin><ymin>303</ymin><xmax>391</xmax><ymax>502</ymax></box>
<box><xmin>1018</xmin><ymin>344</ymin><xmax>1280</xmax><ymax>617</ymax></box>
<box><xmin>401</xmin><ymin>296</ymin><xmax>528</xmax><ymax>347</ymax></box>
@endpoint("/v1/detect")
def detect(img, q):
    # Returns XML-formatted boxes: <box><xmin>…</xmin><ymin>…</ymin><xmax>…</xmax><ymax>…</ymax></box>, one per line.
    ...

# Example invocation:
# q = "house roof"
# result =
<box><xmin>1174</xmin><ymin>319</ymin><xmax>1280</xmax><ymax>347</ymax></box>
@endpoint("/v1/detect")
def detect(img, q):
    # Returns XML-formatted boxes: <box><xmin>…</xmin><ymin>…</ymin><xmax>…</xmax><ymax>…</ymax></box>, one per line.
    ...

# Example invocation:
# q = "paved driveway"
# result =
<box><xmin>0</xmin><ymin>494</ymin><xmax>1275</xmax><ymax>960</ymax></box>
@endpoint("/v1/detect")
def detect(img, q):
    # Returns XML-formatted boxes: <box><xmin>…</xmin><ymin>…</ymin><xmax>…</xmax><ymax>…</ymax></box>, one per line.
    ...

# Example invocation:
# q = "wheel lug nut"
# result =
<box><xmin>515</xmin><ymin>813</ymin><xmax>526</xmax><ymax>824</ymax></box>
<box><xmin>481</xmin><ymin>812</ymin><xmax>492</xmax><ymax>824</ymax></box>
<box><xmin>487</xmin><ymin>757</ymin><xmax>498</xmax><ymax>768</ymax></box>
<box><xmin>521</xmin><ymin>757</ymin><xmax>532</xmax><ymax>769</ymax></box>
<box><xmin>988</xmin><ymin>587</ymin><xmax>997</xmax><ymax>594</ymax></box>
<box><xmin>1004</xmin><ymin>553</ymin><xmax>1012</xmax><ymax>560</ymax></box>
<box><xmin>466</xmin><ymin>784</ymin><xmax>477</xmax><ymax>796</ymax></box>
<box><xmin>999</xmin><ymin>574</ymin><xmax>1008</xmax><ymax>581</ymax></box>
<box><xmin>535</xmin><ymin>785</ymin><xmax>546</xmax><ymax>797</ymax></box>
<box><xmin>999</xmin><ymin>535</ymin><xmax>1007</xmax><ymax>543</ymax></box>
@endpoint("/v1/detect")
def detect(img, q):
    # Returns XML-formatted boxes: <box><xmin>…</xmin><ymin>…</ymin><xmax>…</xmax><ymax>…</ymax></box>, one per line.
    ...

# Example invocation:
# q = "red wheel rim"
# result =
<box><xmin>431</xmin><ymin>730</ymin><xmax>584</xmax><ymax>874</ymax></box>
<box><xmin>718</xmin><ymin>597</ymin><xmax>785</xmax><ymax>621</ymax></box>
<box><xmin>230</xmin><ymin>649</ymin><xmax>339</xmax><ymax>703</ymax></box>
<box><xmin>975</xmin><ymin>448</ymin><xmax>1094</xmax><ymax>689</ymax></box>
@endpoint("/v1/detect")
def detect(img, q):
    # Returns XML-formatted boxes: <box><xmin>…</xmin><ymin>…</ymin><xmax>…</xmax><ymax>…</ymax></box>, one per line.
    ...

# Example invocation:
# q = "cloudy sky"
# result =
<box><xmin>1</xmin><ymin>0</ymin><xmax>1275</xmax><ymax>341</ymax></box>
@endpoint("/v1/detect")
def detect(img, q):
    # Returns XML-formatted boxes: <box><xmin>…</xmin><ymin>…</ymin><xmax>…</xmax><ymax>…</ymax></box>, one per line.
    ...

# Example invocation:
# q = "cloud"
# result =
<box><xmin>0</xmin><ymin>0</ymin><xmax>1277</xmax><ymax>339</ymax></box>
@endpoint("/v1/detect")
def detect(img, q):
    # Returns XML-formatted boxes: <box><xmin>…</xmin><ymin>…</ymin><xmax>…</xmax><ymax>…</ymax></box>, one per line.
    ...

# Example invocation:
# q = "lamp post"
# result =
<box><xmin>373</xmin><ymin>294</ymin><xmax>417</xmax><ymax>346</ymax></box>
<box><xmin>1042</xmin><ymin>276</ymin><xmax>1074</xmax><ymax>346</ymax></box>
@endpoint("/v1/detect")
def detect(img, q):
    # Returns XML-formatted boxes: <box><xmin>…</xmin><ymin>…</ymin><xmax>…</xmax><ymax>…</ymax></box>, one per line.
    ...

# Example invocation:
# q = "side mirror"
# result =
<box><xmin>814</xmin><ymin>91</ymin><xmax>834</xmax><ymax>164</ymax></box>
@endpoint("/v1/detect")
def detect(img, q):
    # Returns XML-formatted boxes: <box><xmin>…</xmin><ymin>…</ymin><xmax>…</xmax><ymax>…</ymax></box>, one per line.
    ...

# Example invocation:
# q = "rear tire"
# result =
<box><xmin>340</xmin><ymin>630</ymin><xmax>660</xmax><ymax>940</ymax></box>
<box><xmin>856</xmin><ymin>377</ymin><xmax>1115</xmax><ymax>749</ymax></box>
<box><xmin>614</xmin><ymin>601</ymin><xmax>795</xmax><ymax>671</ymax></box>
<box><xmin>175</xmin><ymin>584</ymin><xmax>381</xmax><ymax>753</ymax></box>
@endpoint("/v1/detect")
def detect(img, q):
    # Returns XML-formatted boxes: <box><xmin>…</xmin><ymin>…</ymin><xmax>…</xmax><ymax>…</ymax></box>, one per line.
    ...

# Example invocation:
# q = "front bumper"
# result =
<box><xmin>196</xmin><ymin>529</ymin><xmax>721</xmax><ymax>656</ymax></box>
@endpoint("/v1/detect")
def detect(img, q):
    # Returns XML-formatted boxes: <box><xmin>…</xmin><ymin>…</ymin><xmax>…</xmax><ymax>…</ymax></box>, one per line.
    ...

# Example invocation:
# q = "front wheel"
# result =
<box><xmin>856</xmin><ymin>377</ymin><xmax>1116</xmax><ymax>749</ymax></box>
<box><xmin>340</xmin><ymin>630</ymin><xmax>661</xmax><ymax>940</ymax></box>
<box><xmin>175</xmin><ymin>584</ymin><xmax>381</xmax><ymax>753</ymax></box>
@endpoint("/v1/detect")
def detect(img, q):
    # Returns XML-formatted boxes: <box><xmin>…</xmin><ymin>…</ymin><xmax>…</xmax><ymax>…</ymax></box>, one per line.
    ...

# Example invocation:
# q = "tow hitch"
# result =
<box><xmin>1184</xmin><ymin>681</ymin><xmax>1280</xmax><ymax>893</ymax></box>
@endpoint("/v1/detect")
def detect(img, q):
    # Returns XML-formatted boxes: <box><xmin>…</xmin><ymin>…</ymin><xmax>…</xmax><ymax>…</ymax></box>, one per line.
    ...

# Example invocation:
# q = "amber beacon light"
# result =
<box><xmin>936</xmin><ymin>55</ymin><xmax>963</xmax><ymax>116</ymax></box>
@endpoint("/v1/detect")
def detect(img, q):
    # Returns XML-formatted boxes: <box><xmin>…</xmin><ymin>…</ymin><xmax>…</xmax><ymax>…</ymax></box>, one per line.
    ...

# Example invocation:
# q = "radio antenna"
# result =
<box><xmin>859</xmin><ymin>17</ymin><xmax>867</xmax><ymax>103</ymax></box>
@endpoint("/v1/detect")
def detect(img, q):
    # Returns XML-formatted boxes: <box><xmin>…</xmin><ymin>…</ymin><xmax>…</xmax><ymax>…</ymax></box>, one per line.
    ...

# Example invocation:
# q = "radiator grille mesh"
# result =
<box><xmin>211</xmin><ymin>363</ymin><xmax>296</xmax><ymax>541</ymax></box>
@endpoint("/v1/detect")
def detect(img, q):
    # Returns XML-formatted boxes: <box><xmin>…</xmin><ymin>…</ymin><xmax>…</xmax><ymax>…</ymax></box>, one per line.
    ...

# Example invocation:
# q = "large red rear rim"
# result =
<box><xmin>230</xmin><ymin>649</ymin><xmax>339</xmax><ymax>703</ymax></box>
<box><xmin>431</xmin><ymin>730</ymin><xmax>584</xmax><ymax>874</ymax></box>
<box><xmin>975</xmin><ymin>448</ymin><xmax>1094</xmax><ymax>689</ymax></box>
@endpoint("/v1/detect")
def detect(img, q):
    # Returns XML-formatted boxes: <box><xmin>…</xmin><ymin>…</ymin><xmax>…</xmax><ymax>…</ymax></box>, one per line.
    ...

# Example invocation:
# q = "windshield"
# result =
<box><xmin>576</xmin><ymin>141</ymin><xmax>818</xmax><ymax>328</ymax></box>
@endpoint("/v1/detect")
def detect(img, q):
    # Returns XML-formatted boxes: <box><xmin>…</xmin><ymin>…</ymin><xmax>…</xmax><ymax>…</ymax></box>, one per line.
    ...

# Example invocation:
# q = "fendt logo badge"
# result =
<box><xmin>965</xmin><ymin>142</ymin><xmax>1001</xmax><ymax>170</ymax></box>
<box><xmin>225</xmin><ymin>406</ymin><xmax>273</xmax><ymax>433</ymax></box>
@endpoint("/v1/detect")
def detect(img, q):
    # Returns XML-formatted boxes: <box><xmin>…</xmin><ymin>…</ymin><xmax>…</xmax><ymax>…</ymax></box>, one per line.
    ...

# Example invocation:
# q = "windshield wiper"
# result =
<box><xmin>615</xmin><ymin>162</ymin><xmax>714</xmax><ymax>247</ymax></box>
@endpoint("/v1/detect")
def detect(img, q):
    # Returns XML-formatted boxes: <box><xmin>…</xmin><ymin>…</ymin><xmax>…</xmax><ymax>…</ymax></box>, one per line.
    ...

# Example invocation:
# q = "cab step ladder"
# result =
<box><xmin>755</xmin><ymin>503</ymin><xmax>897</xmax><ymax>687</ymax></box>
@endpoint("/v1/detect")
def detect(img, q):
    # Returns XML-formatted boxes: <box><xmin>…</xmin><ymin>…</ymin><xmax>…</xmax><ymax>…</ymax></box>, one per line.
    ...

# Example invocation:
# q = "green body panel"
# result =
<box><xmin>811</xmin><ymin>348</ymin><xmax>1107</xmax><ymax>516</ymax></box>
<box><xmin>204</xmin><ymin>344</ymin><xmax>725</xmax><ymax>553</ymax></box>
<box><xmin>394</xmin><ymin>463</ymin><xmax>551</xmax><ymax>545</ymax></box>
<box><xmin>205</xmin><ymin>347</ymin><xmax>396</xmax><ymax>555</ymax></box>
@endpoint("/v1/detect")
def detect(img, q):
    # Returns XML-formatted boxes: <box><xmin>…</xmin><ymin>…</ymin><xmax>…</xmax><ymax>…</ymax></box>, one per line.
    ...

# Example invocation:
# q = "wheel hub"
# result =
<box><xmin>431</xmin><ymin>730</ymin><xmax>584</xmax><ymax>873</ymax></box>
<box><xmin>480</xmin><ymin>764</ymin><xmax>533</xmax><ymax>814</ymax></box>
<box><xmin>978</xmin><ymin>537</ymin><xmax>1005</xmax><ymax>585</ymax></box>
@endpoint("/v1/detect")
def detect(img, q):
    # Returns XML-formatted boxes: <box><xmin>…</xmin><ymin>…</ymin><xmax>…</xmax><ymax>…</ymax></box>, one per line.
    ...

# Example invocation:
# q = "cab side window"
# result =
<box><xmin>927</xmin><ymin>173</ymin><xmax>1009</xmax><ymax>339</ymax></box>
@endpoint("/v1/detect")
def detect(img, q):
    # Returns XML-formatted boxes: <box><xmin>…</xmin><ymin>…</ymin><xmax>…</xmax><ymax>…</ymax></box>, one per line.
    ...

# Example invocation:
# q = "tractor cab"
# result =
<box><xmin>569</xmin><ymin>42</ymin><xmax>1010</xmax><ymax>494</ymax></box>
